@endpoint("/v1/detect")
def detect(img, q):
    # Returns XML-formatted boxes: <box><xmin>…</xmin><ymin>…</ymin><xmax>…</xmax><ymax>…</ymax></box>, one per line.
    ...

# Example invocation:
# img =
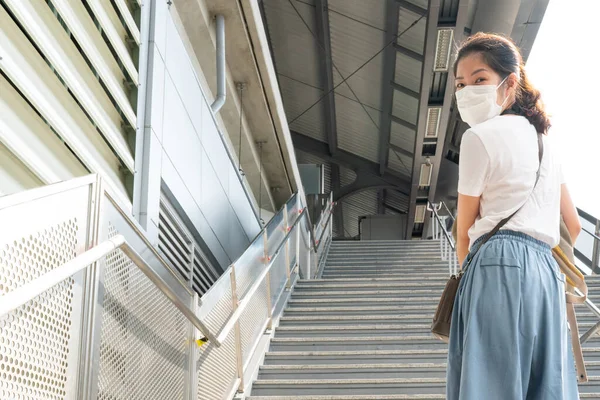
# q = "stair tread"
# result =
<box><xmin>260</xmin><ymin>363</ymin><xmax>446</xmax><ymax>370</ymax></box>
<box><xmin>250</xmin><ymin>240</ymin><xmax>600</xmax><ymax>397</ymax></box>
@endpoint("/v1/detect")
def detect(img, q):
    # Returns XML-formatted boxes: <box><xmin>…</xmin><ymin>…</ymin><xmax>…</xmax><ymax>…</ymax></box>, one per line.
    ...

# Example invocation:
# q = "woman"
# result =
<box><xmin>448</xmin><ymin>33</ymin><xmax>582</xmax><ymax>399</ymax></box>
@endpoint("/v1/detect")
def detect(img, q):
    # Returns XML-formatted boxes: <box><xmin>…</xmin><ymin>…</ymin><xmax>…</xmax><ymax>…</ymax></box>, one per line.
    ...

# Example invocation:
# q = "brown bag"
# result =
<box><xmin>553</xmin><ymin>217</ymin><xmax>588</xmax><ymax>382</ymax></box>
<box><xmin>431</xmin><ymin>133</ymin><xmax>543</xmax><ymax>343</ymax></box>
<box><xmin>431</xmin><ymin>272</ymin><xmax>462</xmax><ymax>343</ymax></box>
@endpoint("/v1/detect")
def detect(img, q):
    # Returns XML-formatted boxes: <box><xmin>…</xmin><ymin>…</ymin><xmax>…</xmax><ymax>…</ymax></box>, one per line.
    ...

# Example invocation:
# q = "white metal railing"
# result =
<box><xmin>0</xmin><ymin>175</ymin><xmax>335</xmax><ymax>399</ymax></box>
<box><xmin>428</xmin><ymin>202</ymin><xmax>459</xmax><ymax>276</ymax></box>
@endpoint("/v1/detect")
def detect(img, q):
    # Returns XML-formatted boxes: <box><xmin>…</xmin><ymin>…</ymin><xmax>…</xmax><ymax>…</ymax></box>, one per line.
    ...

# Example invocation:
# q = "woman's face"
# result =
<box><xmin>455</xmin><ymin>53</ymin><xmax>514</xmax><ymax>108</ymax></box>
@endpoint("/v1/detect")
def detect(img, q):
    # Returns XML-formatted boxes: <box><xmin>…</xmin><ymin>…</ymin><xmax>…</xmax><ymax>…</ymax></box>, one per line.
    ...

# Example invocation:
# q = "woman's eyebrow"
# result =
<box><xmin>456</xmin><ymin>68</ymin><xmax>488</xmax><ymax>80</ymax></box>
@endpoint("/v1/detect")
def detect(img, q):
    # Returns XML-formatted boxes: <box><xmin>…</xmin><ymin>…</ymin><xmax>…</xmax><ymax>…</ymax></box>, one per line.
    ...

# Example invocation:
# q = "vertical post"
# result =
<box><xmin>307</xmin><ymin>241</ymin><xmax>312</xmax><ymax>280</ymax></box>
<box><xmin>230</xmin><ymin>266</ymin><xmax>245</xmax><ymax>391</ymax></box>
<box><xmin>264</xmin><ymin>231</ymin><xmax>273</xmax><ymax>330</ymax></box>
<box><xmin>593</xmin><ymin>220</ymin><xmax>600</xmax><ymax>274</ymax></box>
<box><xmin>283</xmin><ymin>206</ymin><xmax>291</xmax><ymax>289</ymax></box>
<box><xmin>295</xmin><ymin>220</ymin><xmax>301</xmax><ymax>278</ymax></box>
<box><xmin>186</xmin><ymin>293</ymin><xmax>200</xmax><ymax>400</ymax></box>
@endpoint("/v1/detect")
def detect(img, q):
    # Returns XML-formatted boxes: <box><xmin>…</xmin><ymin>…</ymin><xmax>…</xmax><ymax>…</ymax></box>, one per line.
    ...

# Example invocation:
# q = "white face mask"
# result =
<box><xmin>456</xmin><ymin>77</ymin><xmax>509</xmax><ymax>127</ymax></box>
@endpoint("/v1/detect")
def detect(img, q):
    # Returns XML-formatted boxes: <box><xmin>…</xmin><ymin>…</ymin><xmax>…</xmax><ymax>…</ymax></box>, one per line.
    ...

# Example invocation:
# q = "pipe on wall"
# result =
<box><xmin>210</xmin><ymin>14</ymin><xmax>226</xmax><ymax>113</ymax></box>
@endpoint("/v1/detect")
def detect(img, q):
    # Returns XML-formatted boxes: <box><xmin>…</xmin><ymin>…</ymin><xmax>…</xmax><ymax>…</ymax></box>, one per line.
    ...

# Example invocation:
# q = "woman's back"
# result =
<box><xmin>458</xmin><ymin>114</ymin><xmax>563</xmax><ymax>249</ymax></box>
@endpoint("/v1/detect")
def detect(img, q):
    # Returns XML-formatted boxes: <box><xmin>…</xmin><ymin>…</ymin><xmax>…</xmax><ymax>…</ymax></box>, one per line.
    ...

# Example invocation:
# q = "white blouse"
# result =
<box><xmin>458</xmin><ymin>115</ymin><xmax>564</xmax><ymax>249</ymax></box>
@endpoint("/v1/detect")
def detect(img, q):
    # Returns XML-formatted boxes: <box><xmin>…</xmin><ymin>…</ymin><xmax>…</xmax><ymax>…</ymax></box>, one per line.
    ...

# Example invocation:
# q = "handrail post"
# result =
<box><xmin>283</xmin><ymin>206</ymin><xmax>291</xmax><ymax>289</ymax></box>
<box><xmin>230</xmin><ymin>265</ymin><xmax>244</xmax><ymax>391</ymax></box>
<box><xmin>593</xmin><ymin>220</ymin><xmax>600</xmax><ymax>273</ymax></box>
<box><xmin>263</xmin><ymin>231</ymin><xmax>273</xmax><ymax>330</ymax></box>
<box><xmin>296</xmin><ymin>217</ymin><xmax>301</xmax><ymax>277</ymax></box>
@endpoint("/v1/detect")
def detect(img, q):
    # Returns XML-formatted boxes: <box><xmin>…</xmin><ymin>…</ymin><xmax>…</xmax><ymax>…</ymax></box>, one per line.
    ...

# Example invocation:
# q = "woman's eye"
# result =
<box><xmin>475</xmin><ymin>77</ymin><xmax>486</xmax><ymax>83</ymax></box>
<box><xmin>456</xmin><ymin>83</ymin><xmax>464</xmax><ymax>89</ymax></box>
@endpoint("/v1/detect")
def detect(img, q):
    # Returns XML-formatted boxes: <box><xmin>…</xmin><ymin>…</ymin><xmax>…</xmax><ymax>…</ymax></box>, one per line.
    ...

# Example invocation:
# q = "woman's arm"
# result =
<box><xmin>560</xmin><ymin>183</ymin><xmax>581</xmax><ymax>242</ymax></box>
<box><xmin>456</xmin><ymin>193</ymin><xmax>481</xmax><ymax>266</ymax></box>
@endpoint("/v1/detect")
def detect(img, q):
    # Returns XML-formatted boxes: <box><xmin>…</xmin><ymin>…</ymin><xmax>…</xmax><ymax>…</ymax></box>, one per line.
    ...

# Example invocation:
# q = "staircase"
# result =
<box><xmin>247</xmin><ymin>240</ymin><xmax>600</xmax><ymax>399</ymax></box>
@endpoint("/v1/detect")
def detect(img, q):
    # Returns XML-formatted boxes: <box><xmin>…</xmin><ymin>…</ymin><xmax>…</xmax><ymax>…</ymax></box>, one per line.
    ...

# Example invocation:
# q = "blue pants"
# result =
<box><xmin>447</xmin><ymin>231</ymin><xmax>580</xmax><ymax>400</ymax></box>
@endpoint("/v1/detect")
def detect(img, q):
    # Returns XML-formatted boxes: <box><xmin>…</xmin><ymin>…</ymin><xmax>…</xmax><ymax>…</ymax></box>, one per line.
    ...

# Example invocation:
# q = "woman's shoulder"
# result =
<box><xmin>470</xmin><ymin>115</ymin><xmax>531</xmax><ymax>137</ymax></box>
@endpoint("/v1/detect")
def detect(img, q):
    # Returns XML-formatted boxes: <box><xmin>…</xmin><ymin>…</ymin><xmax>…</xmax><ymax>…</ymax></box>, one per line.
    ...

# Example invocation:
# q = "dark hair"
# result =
<box><xmin>454</xmin><ymin>32</ymin><xmax>551</xmax><ymax>134</ymax></box>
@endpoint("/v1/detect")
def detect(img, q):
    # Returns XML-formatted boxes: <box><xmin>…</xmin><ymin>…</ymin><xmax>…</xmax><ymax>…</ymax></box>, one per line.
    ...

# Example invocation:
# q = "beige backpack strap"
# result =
<box><xmin>566</xmin><ymin>301</ymin><xmax>588</xmax><ymax>383</ymax></box>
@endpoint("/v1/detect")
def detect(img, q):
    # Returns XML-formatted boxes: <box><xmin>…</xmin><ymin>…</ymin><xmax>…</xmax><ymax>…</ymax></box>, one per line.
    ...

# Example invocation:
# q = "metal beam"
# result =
<box><xmin>405</xmin><ymin>0</ymin><xmax>440</xmax><ymax>239</ymax></box>
<box><xmin>331</xmin><ymin>163</ymin><xmax>344</xmax><ymax>235</ymax></box>
<box><xmin>384</xmin><ymin>202</ymin><xmax>406</xmax><ymax>215</ymax></box>
<box><xmin>396</xmin><ymin>0</ymin><xmax>428</xmax><ymax>16</ymax></box>
<box><xmin>378</xmin><ymin>189</ymin><xmax>386</xmax><ymax>214</ymax></box>
<box><xmin>391</xmin><ymin>81</ymin><xmax>420</xmax><ymax>99</ymax></box>
<box><xmin>394</xmin><ymin>43</ymin><xmax>425</xmax><ymax>62</ymax></box>
<box><xmin>378</xmin><ymin>0</ymin><xmax>400</xmax><ymax>176</ymax></box>
<box><xmin>389</xmin><ymin>143</ymin><xmax>413</xmax><ymax>158</ymax></box>
<box><xmin>292</xmin><ymin>131</ymin><xmax>411</xmax><ymax>200</ymax></box>
<box><xmin>390</xmin><ymin>115</ymin><xmax>417</xmax><ymax>131</ymax></box>
<box><xmin>335</xmin><ymin>173</ymin><xmax>408</xmax><ymax>203</ymax></box>
<box><xmin>315</xmin><ymin>0</ymin><xmax>338</xmax><ymax>155</ymax></box>
<box><xmin>421</xmin><ymin>0</ymin><xmax>470</xmax><ymax>239</ymax></box>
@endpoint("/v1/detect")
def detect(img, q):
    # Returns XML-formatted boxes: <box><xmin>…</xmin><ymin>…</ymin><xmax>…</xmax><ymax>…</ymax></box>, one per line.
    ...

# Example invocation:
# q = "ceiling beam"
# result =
<box><xmin>331</xmin><ymin>163</ymin><xmax>344</xmax><ymax>235</ymax></box>
<box><xmin>396</xmin><ymin>0</ymin><xmax>427</xmax><ymax>16</ymax></box>
<box><xmin>394</xmin><ymin>43</ymin><xmax>425</xmax><ymax>62</ymax></box>
<box><xmin>292</xmin><ymin>131</ymin><xmax>411</xmax><ymax>198</ymax></box>
<box><xmin>389</xmin><ymin>143</ymin><xmax>413</xmax><ymax>158</ymax></box>
<box><xmin>378</xmin><ymin>189</ymin><xmax>386</xmax><ymax>214</ymax></box>
<box><xmin>390</xmin><ymin>115</ymin><xmax>417</xmax><ymax>131</ymax></box>
<box><xmin>405</xmin><ymin>0</ymin><xmax>440</xmax><ymax>239</ymax></box>
<box><xmin>378</xmin><ymin>0</ymin><xmax>400</xmax><ymax>176</ymax></box>
<box><xmin>391</xmin><ymin>81</ymin><xmax>420</xmax><ymax>99</ymax></box>
<box><xmin>383</xmin><ymin>202</ymin><xmax>406</xmax><ymax>215</ymax></box>
<box><xmin>315</xmin><ymin>0</ymin><xmax>338</xmax><ymax>155</ymax></box>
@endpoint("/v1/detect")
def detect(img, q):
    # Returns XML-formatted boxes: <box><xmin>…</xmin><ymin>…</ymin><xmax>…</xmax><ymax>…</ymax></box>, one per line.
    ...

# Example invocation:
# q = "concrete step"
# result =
<box><xmin>263</xmin><ymin>350</ymin><xmax>449</xmax><ymax>365</ymax></box>
<box><xmin>321</xmin><ymin>271</ymin><xmax>450</xmax><ymax>277</ymax></box>
<box><xmin>284</xmin><ymin>305</ymin><xmax>437</xmax><ymax>317</ymax></box>
<box><xmin>250</xmin><ymin>378</ymin><xmax>447</xmax><ymax>396</ymax></box>
<box><xmin>287</xmin><ymin>298</ymin><xmax>441</xmax><ymax>307</ymax></box>
<box><xmin>291</xmin><ymin>289</ymin><xmax>443</xmax><ymax>299</ymax></box>
<box><xmin>278</xmin><ymin>314</ymin><xmax>435</xmax><ymax>327</ymax></box>
<box><xmin>248</xmin><ymin>395</ymin><xmax>446</xmax><ymax>400</ymax></box>
<box><xmin>274</xmin><ymin>324</ymin><xmax>432</xmax><ymax>338</ymax></box>
<box><xmin>268</xmin><ymin>336</ymin><xmax>446</xmax><ymax>352</ymax></box>
<box><xmin>295</xmin><ymin>274</ymin><xmax>448</xmax><ymax>284</ymax></box>
<box><xmin>257</xmin><ymin>363</ymin><xmax>447</xmax><ymax>380</ymax></box>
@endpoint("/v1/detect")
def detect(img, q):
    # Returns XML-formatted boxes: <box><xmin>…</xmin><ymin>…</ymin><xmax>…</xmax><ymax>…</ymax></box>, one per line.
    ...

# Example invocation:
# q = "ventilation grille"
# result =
<box><xmin>426</xmin><ymin>107</ymin><xmax>442</xmax><ymax>138</ymax></box>
<box><xmin>158</xmin><ymin>196</ymin><xmax>221</xmax><ymax>296</ymax></box>
<box><xmin>158</xmin><ymin>199</ymin><xmax>193</xmax><ymax>283</ymax></box>
<box><xmin>434</xmin><ymin>28</ymin><xmax>454</xmax><ymax>72</ymax></box>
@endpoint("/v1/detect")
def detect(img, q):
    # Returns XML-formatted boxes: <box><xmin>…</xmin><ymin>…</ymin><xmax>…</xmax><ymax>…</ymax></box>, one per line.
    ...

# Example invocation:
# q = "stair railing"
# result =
<box><xmin>0</xmin><ymin>175</ymin><xmax>334</xmax><ymax>399</ymax></box>
<box><xmin>428</xmin><ymin>201</ymin><xmax>459</xmax><ymax>276</ymax></box>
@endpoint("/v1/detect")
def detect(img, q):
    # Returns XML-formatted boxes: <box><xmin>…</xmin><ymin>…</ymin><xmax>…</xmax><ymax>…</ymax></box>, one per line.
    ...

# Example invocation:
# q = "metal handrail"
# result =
<box><xmin>215</xmin><ymin>207</ymin><xmax>310</xmax><ymax>344</ymax></box>
<box><xmin>0</xmin><ymin>234</ymin><xmax>219</xmax><ymax>344</ymax></box>
<box><xmin>430</xmin><ymin>203</ymin><xmax>455</xmax><ymax>251</ymax></box>
<box><xmin>441</xmin><ymin>201</ymin><xmax>455</xmax><ymax>222</ymax></box>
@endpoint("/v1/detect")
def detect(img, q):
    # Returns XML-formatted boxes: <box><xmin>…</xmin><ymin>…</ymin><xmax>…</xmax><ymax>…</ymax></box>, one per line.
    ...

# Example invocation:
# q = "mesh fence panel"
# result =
<box><xmin>0</xmin><ymin>220</ymin><xmax>79</xmax><ymax>400</ymax></box>
<box><xmin>96</xmin><ymin>225</ymin><xmax>188</xmax><ymax>400</ymax></box>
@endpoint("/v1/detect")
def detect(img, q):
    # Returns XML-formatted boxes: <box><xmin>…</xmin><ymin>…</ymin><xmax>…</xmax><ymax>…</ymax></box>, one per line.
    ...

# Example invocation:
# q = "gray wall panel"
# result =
<box><xmin>161</xmin><ymin>150</ymin><xmax>230</xmax><ymax>267</ymax></box>
<box><xmin>144</xmin><ymin>3</ymin><xmax>261</xmax><ymax>269</ymax></box>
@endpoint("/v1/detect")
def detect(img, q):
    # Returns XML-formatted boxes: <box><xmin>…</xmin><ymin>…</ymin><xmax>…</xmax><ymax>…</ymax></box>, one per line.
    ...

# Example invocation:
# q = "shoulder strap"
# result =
<box><xmin>466</xmin><ymin>133</ymin><xmax>543</xmax><ymax>265</ymax></box>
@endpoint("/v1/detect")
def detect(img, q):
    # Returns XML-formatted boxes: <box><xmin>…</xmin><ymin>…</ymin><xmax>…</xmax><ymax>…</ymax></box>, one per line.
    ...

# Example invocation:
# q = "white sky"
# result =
<box><xmin>526</xmin><ymin>0</ymin><xmax>600</xmax><ymax>218</ymax></box>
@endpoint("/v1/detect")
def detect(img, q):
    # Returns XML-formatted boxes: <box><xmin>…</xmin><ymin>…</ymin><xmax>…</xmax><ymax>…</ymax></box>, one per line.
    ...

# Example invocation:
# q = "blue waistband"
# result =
<box><xmin>472</xmin><ymin>230</ymin><xmax>551</xmax><ymax>253</ymax></box>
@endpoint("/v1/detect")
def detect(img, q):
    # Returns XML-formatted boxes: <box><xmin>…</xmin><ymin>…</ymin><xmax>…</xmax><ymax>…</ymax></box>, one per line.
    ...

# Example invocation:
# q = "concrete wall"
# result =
<box><xmin>142</xmin><ymin>0</ymin><xmax>261</xmax><ymax>268</ymax></box>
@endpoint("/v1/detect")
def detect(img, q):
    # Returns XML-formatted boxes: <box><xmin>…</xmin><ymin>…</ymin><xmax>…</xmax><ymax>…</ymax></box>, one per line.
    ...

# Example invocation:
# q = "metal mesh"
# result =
<box><xmin>269</xmin><ymin>250</ymin><xmax>287</xmax><ymax>307</ymax></box>
<box><xmin>97</xmin><ymin>224</ymin><xmax>188</xmax><ymax>400</ymax></box>
<box><xmin>196</xmin><ymin>323</ymin><xmax>237</xmax><ymax>400</ymax></box>
<box><xmin>0</xmin><ymin>220</ymin><xmax>78</xmax><ymax>400</ymax></box>
<box><xmin>239</xmin><ymin>278</ymin><xmax>269</xmax><ymax>365</ymax></box>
